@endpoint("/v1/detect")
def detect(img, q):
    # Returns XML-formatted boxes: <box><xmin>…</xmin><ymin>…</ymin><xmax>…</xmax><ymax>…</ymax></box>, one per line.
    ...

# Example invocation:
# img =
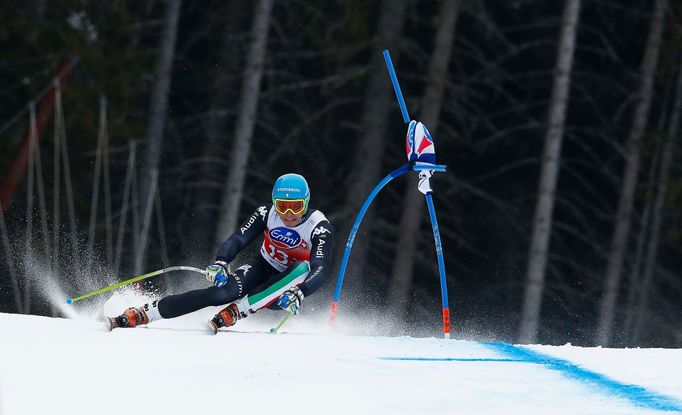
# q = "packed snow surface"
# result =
<box><xmin>1</xmin><ymin>311</ymin><xmax>681</xmax><ymax>415</ymax></box>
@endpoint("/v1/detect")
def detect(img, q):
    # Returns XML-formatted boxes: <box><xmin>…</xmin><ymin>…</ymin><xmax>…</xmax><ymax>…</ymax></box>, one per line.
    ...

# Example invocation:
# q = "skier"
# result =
<box><xmin>106</xmin><ymin>173</ymin><xmax>334</xmax><ymax>334</ymax></box>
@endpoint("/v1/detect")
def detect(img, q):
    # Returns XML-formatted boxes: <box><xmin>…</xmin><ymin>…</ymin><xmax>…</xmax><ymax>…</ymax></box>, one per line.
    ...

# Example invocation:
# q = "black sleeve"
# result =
<box><xmin>215</xmin><ymin>205</ymin><xmax>269</xmax><ymax>263</ymax></box>
<box><xmin>299</xmin><ymin>220</ymin><xmax>333</xmax><ymax>297</ymax></box>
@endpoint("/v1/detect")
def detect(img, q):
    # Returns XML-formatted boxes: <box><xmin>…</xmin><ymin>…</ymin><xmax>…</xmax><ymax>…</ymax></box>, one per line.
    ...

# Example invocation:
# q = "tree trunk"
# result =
<box><xmin>518</xmin><ymin>0</ymin><xmax>583</xmax><ymax>344</ymax></box>
<box><xmin>623</xmin><ymin>132</ymin><xmax>660</xmax><ymax>340</ymax></box>
<box><xmin>136</xmin><ymin>0</ymin><xmax>182</xmax><ymax>275</ymax></box>
<box><xmin>623</xmin><ymin>80</ymin><xmax>673</xmax><ymax>340</ymax></box>
<box><xmin>632</xmin><ymin>61</ymin><xmax>682</xmax><ymax>344</ymax></box>
<box><xmin>215</xmin><ymin>0</ymin><xmax>274</xmax><ymax>243</ymax></box>
<box><xmin>188</xmin><ymin>5</ymin><xmax>247</xmax><ymax>260</ymax></box>
<box><xmin>387</xmin><ymin>0</ymin><xmax>460</xmax><ymax>329</ymax></box>
<box><xmin>595</xmin><ymin>0</ymin><xmax>666</xmax><ymax>346</ymax></box>
<box><xmin>335</xmin><ymin>0</ymin><xmax>409</xmax><ymax>287</ymax></box>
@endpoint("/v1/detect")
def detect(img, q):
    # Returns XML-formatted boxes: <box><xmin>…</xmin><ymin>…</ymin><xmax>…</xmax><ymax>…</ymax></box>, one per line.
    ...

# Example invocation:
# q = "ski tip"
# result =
<box><xmin>65</xmin><ymin>298</ymin><xmax>73</xmax><ymax>305</ymax></box>
<box><xmin>208</xmin><ymin>320</ymin><xmax>218</xmax><ymax>335</ymax></box>
<box><xmin>104</xmin><ymin>317</ymin><xmax>114</xmax><ymax>332</ymax></box>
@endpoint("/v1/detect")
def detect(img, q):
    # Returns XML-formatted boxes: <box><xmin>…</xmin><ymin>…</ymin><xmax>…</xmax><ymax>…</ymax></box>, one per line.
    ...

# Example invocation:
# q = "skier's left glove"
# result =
<box><xmin>276</xmin><ymin>286</ymin><xmax>304</xmax><ymax>315</ymax></box>
<box><xmin>205</xmin><ymin>261</ymin><xmax>231</xmax><ymax>287</ymax></box>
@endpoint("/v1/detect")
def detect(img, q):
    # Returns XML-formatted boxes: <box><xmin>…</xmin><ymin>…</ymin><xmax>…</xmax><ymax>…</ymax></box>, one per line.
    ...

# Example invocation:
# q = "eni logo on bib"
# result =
<box><xmin>269</xmin><ymin>228</ymin><xmax>302</xmax><ymax>249</ymax></box>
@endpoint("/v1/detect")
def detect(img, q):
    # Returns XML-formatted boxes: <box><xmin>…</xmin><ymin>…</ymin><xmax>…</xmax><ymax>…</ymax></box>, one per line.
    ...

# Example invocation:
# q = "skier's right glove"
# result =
<box><xmin>276</xmin><ymin>286</ymin><xmax>304</xmax><ymax>315</ymax></box>
<box><xmin>205</xmin><ymin>261</ymin><xmax>231</xmax><ymax>287</ymax></box>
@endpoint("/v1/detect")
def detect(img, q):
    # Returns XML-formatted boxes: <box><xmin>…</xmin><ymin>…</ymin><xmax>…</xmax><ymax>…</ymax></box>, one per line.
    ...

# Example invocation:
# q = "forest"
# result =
<box><xmin>0</xmin><ymin>0</ymin><xmax>681</xmax><ymax>347</ymax></box>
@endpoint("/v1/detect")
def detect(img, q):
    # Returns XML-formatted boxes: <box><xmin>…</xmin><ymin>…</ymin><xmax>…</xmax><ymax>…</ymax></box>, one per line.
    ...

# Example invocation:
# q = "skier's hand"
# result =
<box><xmin>276</xmin><ymin>286</ymin><xmax>304</xmax><ymax>315</ymax></box>
<box><xmin>205</xmin><ymin>261</ymin><xmax>231</xmax><ymax>287</ymax></box>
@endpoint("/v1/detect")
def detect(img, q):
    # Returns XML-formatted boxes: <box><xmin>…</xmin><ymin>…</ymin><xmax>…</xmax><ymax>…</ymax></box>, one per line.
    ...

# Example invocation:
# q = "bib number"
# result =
<box><xmin>267</xmin><ymin>243</ymin><xmax>290</xmax><ymax>265</ymax></box>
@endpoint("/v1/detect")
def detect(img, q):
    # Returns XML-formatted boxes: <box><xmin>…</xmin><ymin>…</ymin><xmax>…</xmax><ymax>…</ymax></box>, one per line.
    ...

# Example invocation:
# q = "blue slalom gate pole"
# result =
<box><xmin>330</xmin><ymin>49</ymin><xmax>452</xmax><ymax>338</ymax></box>
<box><xmin>383</xmin><ymin>50</ymin><xmax>410</xmax><ymax>124</ymax></box>
<box><xmin>384</xmin><ymin>48</ymin><xmax>452</xmax><ymax>337</ymax></box>
<box><xmin>329</xmin><ymin>164</ymin><xmax>411</xmax><ymax>325</ymax></box>
<box><xmin>425</xmin><ymin>192</ymin><xmax>451</xmax><ymax>338</ymax></box>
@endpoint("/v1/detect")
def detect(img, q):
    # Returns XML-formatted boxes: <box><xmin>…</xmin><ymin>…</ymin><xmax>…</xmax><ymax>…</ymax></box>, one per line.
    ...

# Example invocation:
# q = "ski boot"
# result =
<box><xmin>105</xmin><ymin>301</ymin><xmax>161</xmax><ymax>331</ymax></box>
<box><xmin>209</xmin><ymin>303</ymin><xmax>246</xmax><ymax>334</ymax></box>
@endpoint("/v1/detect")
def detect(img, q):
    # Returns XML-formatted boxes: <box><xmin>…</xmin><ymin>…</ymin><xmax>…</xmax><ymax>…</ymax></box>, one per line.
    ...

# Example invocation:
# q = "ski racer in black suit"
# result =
<box><xmin>106</xmin><ymin>173</ymin><xmax>334</xmax><ymax>334</ymax></box>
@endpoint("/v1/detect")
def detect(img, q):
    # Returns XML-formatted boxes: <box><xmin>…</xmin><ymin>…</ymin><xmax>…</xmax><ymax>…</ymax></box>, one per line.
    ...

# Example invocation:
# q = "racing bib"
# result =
<box><xmin>260</xmin><ymin>208</ymin><xmax>328</xmax><ymax>271</ymax></box>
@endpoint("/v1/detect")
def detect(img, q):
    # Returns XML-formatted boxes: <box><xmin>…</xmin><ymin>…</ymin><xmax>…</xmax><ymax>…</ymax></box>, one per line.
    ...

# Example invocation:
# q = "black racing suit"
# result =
<box><xmin>157</xmin><ymin>205</ymin><xmax>333</xmax><ymax>318</ymax></box>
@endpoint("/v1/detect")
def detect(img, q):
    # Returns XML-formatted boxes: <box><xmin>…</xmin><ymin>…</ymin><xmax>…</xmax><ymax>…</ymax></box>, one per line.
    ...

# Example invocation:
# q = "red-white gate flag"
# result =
<box><xmin>405</xmin><ymin>120</ymin><xmax>436</xmax><ymax>164</ymax></box>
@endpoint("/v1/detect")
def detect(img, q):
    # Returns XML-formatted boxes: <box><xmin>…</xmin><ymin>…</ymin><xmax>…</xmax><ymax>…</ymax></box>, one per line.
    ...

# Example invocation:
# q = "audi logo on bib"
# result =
<box><xmin>268</xmin><ymin>228</ymin><xmax>302</xmax><ymax>249</ymax></box>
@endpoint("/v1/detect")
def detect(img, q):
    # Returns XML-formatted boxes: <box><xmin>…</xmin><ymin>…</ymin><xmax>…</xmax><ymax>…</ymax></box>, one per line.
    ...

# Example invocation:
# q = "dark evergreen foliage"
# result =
<box><xmin>0</xmin><ymin>0</ymin><xmax>680</xmax><ymax>347</ymax></box>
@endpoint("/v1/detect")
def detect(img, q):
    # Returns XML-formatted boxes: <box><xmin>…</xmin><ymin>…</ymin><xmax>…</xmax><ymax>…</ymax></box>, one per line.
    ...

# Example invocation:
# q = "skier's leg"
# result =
<box><xmin>105</xmin><ymin>257</ymin><xmax>270</xmax><ymax>330</ymax></box>
<box><xmin>157</xmin><ymin>256</ymin><xmax>271</xmax><ymax>318</ymax></box>
<box><xmin>240</xmin><ymin>260</ymin><xmax>310</xmax><ymax>313</ymax></box>
<box><xmin>208</xmin><ymin>261</ymin><xmax>310</xmax><ymax>333</ymax></box>
<box><xmin>207</xmin><ymin>256</ymin><xmax>280</xmax><ymax>333</ymax></box>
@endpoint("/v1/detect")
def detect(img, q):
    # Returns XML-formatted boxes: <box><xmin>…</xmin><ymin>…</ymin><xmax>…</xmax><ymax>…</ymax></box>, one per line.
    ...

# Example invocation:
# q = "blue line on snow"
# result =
<box><xmin>378</xmin><ymin>357</ymin><xmax>526</xmax><ymax>363</ymax></box>
<box><xmin>483</xmin><ymin>342</ymin><xmax>682</xmax><ymax>413</ymax></box>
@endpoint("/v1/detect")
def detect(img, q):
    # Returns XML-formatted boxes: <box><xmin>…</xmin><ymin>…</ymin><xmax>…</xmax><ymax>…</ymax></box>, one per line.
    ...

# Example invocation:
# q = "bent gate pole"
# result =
<box><xmin>329</xmin><ymin>164</ymin><xmax>411</xmax><ymax>325</ymax></box>
<box><xmin>329</xmin><ymin>50</ymin><xmax>451</xmax><ymax>338</ymax></box>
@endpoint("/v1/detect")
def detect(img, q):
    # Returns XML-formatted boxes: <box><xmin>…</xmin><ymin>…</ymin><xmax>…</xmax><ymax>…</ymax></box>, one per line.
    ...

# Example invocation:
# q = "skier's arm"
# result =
<box><xmin>215</xmin><ymin>205</ymin><xmax>269</xmax><ymax>263</ymax></box>
<box><xmin>299</xmin><ymin>221</ymin><xmax>333</xmax><ymax>297</ymax></box>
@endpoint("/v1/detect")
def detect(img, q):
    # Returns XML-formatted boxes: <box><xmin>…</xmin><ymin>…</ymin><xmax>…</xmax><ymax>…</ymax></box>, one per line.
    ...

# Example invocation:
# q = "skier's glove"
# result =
<box><xmin>276</xmin><ymin>286</ymin><xmax>304</xmax><ymax>315</ymax></box>
<box><xmin>205</xmin><ymin>261</ymin><xmax>231</xmax><ymax>287</ymax></box>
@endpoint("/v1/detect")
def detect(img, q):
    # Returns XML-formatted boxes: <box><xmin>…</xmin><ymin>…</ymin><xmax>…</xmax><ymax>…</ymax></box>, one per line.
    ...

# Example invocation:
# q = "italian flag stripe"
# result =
<box><xmin>248</xmin><ymin>262</ymin><xmax>310</xmax><ymax>305</ymax></box>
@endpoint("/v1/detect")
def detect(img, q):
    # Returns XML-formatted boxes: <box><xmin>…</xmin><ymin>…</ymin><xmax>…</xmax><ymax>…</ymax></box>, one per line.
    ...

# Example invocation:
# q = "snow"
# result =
<box><xmin>528</xmin><ymin>344</ymin><xmax>682</xmax><ymax>400</ymax></box>
<box><xmin>1</xmin><ymin>310</ymin><xmax>681</xmax><ymax>415</ymax></box>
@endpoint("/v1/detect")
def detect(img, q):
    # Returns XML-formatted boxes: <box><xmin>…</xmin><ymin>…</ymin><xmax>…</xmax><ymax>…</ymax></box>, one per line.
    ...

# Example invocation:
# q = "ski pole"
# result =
<box><xmin>269</xmin><ymin>310</ymin><xmax>294</xmax><ymax>334</ymax></box>
<box><xmin>65</xmin><ymin>265</ymin><xmax>204</xmax><ymax>304</ymax></box>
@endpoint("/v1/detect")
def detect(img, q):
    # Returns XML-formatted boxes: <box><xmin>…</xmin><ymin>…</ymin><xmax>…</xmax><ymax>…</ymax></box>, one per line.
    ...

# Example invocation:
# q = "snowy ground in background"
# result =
<box><xmin>1</xmin><ymin>310</ymin><xmax>681</xmax><ymax>415</ymax></box>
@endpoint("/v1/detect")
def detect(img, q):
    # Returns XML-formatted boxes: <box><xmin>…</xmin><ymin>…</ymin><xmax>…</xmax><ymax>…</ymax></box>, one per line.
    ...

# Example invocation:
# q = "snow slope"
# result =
<box><xmin>1</xmin><ymin>311</ymin><xmax>681</xmax><ymax>415</ymax></box>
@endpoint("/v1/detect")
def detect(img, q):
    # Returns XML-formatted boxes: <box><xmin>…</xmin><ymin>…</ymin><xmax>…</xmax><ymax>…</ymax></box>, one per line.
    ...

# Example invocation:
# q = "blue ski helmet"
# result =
<box><xmin>272</xmin><ymin>173</ymin><xmax>310</xmax><ymax>212</ymax></box>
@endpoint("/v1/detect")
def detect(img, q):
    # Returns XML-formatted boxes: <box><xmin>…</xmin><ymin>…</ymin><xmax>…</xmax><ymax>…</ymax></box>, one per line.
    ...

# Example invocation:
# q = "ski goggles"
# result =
<box><xmin>274</xmin><ymin>198</ymin><xmax>307</xmax><ymax>215</ymax></box>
